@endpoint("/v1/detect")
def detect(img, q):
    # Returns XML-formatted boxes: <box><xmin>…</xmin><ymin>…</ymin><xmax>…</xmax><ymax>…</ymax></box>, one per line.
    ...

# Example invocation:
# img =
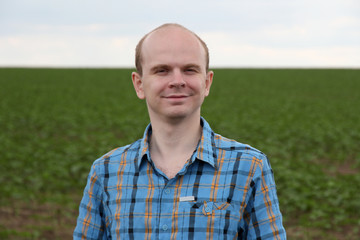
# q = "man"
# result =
<box><xmin>74</xmin><ymin>23</ymin><xmax>286</xmax><ymax>239</ymax></box>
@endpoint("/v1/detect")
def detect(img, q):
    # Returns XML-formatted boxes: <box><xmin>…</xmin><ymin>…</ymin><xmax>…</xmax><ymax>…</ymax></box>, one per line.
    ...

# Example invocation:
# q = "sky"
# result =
<box><xmin>0</xmin><ymin>0</ymin><xmax>359</xmax><ymax>68</ymax></box>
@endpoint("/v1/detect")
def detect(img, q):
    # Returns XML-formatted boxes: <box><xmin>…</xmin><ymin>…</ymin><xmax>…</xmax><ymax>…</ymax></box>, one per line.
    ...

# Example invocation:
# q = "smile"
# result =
<box><xmin>164</xmin><ymin>94</ymin><xmax>189</xmax><ymax>99</ymax></box>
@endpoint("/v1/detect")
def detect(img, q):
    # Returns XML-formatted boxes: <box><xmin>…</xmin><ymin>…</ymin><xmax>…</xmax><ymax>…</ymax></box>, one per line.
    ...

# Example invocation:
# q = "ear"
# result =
<box><xmin>204</xmin><ymin>70</ymin><xmax>214</xmax><ymax>97</ymax></box>
<box><xmin>132</xmin><ymin>72</ymin><xmax>145</xmax><ymax>99</ymax></box>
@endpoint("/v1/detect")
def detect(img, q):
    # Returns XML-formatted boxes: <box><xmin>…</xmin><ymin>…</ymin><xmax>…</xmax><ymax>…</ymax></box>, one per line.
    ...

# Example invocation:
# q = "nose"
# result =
<box><xmin>169</xmin><ymin>69</ymin><xmax>186</xmax><ymax>88</ymax></box>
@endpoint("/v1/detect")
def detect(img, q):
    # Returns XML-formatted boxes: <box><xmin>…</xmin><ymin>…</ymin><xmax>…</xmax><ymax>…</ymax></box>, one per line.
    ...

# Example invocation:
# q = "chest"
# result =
<box><xmin>101</xmin><ymin>160</ymin><xmax>252</xmax><ymax>239</ymax></box>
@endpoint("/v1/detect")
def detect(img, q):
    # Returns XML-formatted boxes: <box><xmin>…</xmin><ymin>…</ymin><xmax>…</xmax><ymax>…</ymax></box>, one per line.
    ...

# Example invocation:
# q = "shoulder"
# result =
<box><xmin>91</xmin><ymin>139</ymin><xmax>142</xmax><ymax>170</ymax></box>
<box><xmin>215</xmin><ymin>133</ymin><xmax>266</xmax><ymax>157</ymax></box>
<box><xmin>202</xmin><ymin>118</ymin><xmax>266</xmax><ymax>161</ymax></box>
<box><xmin>213</xmin><ymin>133</ymin><xmax>270</xmax><ymax>168</ymax></box>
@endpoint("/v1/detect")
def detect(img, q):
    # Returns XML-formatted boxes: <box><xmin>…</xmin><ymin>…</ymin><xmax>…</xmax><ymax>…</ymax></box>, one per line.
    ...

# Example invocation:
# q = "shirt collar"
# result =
<box><xmin>136</xmin><ymin>117</ymin><xmax>217</xmax><ymax>171</ymax></box>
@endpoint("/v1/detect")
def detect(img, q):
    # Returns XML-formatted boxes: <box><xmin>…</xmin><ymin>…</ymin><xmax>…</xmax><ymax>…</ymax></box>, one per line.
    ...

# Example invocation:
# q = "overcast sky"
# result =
<box><xmin>0</xmin><ymin>0</ymin><xmax>359</xmax><ymax>68</ymax></box>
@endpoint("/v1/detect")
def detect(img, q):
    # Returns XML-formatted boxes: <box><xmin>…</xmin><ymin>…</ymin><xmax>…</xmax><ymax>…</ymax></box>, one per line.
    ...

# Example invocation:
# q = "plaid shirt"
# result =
<box><xmin>74</xmin><ymin>118</ymin><xmax>286</xmax><ymax>239</ymax></box>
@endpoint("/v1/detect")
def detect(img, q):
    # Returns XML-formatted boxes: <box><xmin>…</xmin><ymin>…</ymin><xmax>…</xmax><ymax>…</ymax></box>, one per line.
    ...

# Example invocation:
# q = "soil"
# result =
<box><xmin>0</xmin><ymin>201</ymin><xmax>77</xmax><ymax>239</ymax></box>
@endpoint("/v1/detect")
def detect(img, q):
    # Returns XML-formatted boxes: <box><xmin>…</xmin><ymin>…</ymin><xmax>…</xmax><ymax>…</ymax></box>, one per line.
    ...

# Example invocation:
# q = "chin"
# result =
<box><xmin>165</xmin><ymin>112</ymin><xmax>188</xmax><ymax>120</ymax></box>
<box><xmin>165</xmin><ymin>108</ymin><xmax>200</xmax><ymax>120</ymax></box>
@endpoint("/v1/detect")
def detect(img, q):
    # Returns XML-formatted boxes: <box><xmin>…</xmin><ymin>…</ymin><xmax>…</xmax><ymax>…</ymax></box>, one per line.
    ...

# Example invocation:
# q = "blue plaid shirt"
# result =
<box><xmin>74</xmin><ymin>117</ymin><xmax>286</xmax><ymax>239</ymax></box>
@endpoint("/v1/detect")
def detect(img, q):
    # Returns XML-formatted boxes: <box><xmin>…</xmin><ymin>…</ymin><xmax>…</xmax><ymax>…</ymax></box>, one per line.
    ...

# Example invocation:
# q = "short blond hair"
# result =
<box><xmin>135</xmin><ymin>23</ymin><xmax>210</xmax><ymax>75</ymax></box>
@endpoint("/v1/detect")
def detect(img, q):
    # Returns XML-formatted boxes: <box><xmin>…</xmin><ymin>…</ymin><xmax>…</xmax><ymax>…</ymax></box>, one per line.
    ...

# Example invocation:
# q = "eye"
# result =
<box><xmin>154</xmin><ymin>68</ymin><xmax>169</xmax><ymax>75</ymax></box>
<box><xmin>185</xmin><ymin>68</ymin><xmax>197</xmax><ymax>74</ymax></box>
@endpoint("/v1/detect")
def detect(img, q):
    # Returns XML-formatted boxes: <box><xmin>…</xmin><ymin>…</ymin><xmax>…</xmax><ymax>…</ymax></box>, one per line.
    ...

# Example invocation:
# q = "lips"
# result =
<box><xmin>164</xmin><ymin>94</ymin><xmax>189</xmax><ymax>99</ymax></box>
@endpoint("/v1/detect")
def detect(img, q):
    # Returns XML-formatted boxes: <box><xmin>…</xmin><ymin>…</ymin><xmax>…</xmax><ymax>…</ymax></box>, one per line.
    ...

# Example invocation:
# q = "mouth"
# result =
<box><xmin>164</xmin><ymin>94</ymin><xmax>189</xmax><ymax>99</ymax></box>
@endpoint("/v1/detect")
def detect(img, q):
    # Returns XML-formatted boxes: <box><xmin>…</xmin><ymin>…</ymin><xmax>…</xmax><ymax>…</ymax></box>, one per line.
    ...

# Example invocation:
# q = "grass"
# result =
<box><xmin>0</xmin><ymin>68</ymin><xmax>359</xmax><ymax>239</ymax></box>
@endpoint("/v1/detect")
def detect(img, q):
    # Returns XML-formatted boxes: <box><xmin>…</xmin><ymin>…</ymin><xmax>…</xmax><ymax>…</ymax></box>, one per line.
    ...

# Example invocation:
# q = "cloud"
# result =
<box><xmin>0</xmin><ymin>0</ymin><xmax>359</xmax><ymax>67</ymax></box>
<box><xmin>0</xmin><ymin>34</ymin><xmax>138</xmax><ymax>67</ymax></box>
<box><xmin>202</xmin><ymin>32</ymin><xmax>360</xmax><ymax>67</ymax></box>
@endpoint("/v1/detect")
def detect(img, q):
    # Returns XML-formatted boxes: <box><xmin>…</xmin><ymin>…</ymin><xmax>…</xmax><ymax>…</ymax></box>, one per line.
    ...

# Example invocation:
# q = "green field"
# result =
<box><xmin>1</xmin><ymin>68</ymin><xmax>359</xmax><ymax>239</ymax></box>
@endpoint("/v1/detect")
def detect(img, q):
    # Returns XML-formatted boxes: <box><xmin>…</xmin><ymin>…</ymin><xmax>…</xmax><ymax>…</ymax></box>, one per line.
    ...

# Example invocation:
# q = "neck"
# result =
<box><xmin>149</xmin><ymin>114</ymin><xmax>202</xmax><ymax>166</ymax></box>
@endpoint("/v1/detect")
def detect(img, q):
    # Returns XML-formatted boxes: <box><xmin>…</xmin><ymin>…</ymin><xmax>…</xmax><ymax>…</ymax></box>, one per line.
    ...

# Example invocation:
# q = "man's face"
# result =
<box><xmin>132</xmin><ymin>26</ymin><xmax>213</xmax><ymax>121</ymax></box>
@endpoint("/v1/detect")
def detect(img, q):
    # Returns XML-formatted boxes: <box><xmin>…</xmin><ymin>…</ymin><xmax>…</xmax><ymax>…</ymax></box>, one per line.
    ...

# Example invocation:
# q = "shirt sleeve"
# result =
<box><xmin>73</xmin><ymin>162</ymin><xmax>108</xmax><ymax>240</ymax></box>
<box><xmin>245</xmin><ymin>154</ymin><xmax>286</xmax><ymax>239</ymax></box>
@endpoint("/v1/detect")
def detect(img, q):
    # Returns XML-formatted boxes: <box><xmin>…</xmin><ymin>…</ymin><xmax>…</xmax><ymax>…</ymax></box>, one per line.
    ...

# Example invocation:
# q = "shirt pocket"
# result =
<box><xmin>178</xmin><ymin>200</ymin><xmax>241</xmax><ymax>238</ymax></box>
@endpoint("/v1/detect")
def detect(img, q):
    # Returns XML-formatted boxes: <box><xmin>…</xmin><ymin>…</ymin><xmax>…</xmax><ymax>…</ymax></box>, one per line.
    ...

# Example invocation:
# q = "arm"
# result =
<box><xmin>73</xmin><ymin>163</ymin><xmax>108</xmax><ymax>240</ymax></box>
<box><xmin>246</xmin><ymin>155</ymin><xmax>286</xmax><ymax>239</ymax></box>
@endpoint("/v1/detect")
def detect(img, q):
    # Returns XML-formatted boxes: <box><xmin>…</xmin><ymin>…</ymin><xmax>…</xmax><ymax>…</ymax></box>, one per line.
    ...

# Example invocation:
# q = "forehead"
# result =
<box><xmin>141</xmin><ymin>27</ymin><xmax>206</xmax><ymax>68</ymax></box>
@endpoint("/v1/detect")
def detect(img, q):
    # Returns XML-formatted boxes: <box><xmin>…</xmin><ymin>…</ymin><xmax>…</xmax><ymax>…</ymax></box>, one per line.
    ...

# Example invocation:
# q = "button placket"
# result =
<box><xmin>158</xmin><ymin>185</ymin><xmax>173</xmax><ymax>238</ymax></box>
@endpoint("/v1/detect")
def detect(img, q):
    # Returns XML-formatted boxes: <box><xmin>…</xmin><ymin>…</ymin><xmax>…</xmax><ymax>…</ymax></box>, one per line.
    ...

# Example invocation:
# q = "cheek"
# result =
<box><xmin>143</xmin><ymin>82</ymin><xmax>162</xmax><ymax>98</ymax></box>
<box><xmin>187</xmin><ymin>77</ymin><xmax>205</xmax><ymax>89</ymax></box>
<box><xmin>197</xmin><ymin>81</ymin><xmax>208</xmax><ymax>95</ymax></box>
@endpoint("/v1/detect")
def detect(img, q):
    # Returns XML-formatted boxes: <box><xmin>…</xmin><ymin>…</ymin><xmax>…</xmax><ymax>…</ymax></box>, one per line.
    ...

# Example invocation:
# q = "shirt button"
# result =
<box><xmin>162</xmin><ymin>224</ymin><xmax>168</xmax><ymax>231</ymax></box>
<box><xmin>164</xmin><ymin>189</ymin><xmax>170</xmax><ymax>194</ymax></box>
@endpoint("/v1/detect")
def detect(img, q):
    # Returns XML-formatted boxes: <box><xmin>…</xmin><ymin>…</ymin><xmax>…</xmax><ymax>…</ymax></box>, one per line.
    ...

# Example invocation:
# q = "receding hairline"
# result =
<box><xmin>135</xmin><ymin>23</ymin><xmax>210</xmax><ymax>75</ymax></box>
